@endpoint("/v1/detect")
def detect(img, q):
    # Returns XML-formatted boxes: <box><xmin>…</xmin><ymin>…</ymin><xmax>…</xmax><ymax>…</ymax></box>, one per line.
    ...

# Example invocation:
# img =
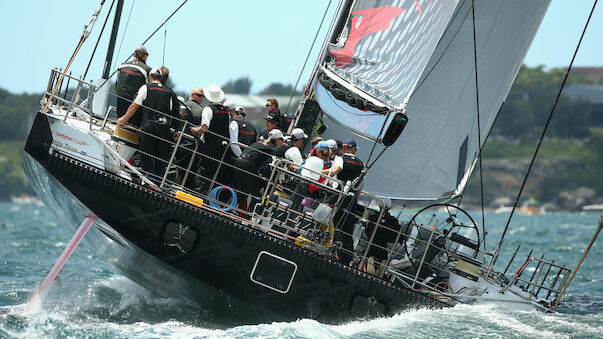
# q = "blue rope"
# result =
<box><xmin>209</xmin><ymin>186</ymin><xmax>237</xmax><ymax>212</ymax></box>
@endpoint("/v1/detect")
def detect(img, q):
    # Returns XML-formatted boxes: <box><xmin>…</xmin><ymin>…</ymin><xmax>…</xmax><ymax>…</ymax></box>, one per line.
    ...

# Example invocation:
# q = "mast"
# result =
<box><xmin>102</xmin><ymin>0</ymin><xmax>124</xmax><ymax>79</ymax></box>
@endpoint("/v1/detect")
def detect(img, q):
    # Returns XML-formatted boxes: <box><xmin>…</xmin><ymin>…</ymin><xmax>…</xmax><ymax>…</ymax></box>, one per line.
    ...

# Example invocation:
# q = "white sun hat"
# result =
<box><xmin>203</xmin><ymin>84</ymin><xmax>225</xmax><ymax>103</ymax></box>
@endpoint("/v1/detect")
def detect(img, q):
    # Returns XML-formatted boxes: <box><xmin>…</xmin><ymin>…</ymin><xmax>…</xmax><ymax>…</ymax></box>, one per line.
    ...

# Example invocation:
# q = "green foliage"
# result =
<box><xmin>539</xmin><ymin>128</ymin><xmax>603</xmax><ymax>197</ymax></box>
<box><xmin>493</xmin><ymin>65</ymin><xmax>592</xmax><ymax>139</ymax></box>
<box><xmin>0</xmin><ymin>88</ymin><xmax>40</xmax><ymax>141</ymax></box>
<box><xmin>259</xmin><ymin>82</ymin><xmax>300</xmax><ymax>96</ymax></box>
<box><xmin>0</xmin><ymin>142</ymin><xmax>29</xmax><ymax>199</ymax></box>
<box><xmin>222</xmin><ymin>76</ymin><xmax>252</xmax><ymax>94</ymax></box>
<box><xmin>482</xmin><ymin>140</ymin><xmax>588</xmax><ymax>159</ymax></box>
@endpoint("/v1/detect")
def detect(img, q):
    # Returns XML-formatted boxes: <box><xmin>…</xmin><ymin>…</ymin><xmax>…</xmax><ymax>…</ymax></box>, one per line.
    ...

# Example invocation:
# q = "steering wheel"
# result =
<box><xmin>404</xmin><ymin>203</ymin><xmax>481</xmax><ymax>271</ymax></box>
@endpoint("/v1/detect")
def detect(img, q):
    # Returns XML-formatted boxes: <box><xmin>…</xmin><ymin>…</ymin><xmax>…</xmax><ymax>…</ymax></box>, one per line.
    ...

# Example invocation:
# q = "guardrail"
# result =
<box><xmin>40</xmin><ymin>67</ymin><xmax>576</xmax><ymax>309</ymax></box>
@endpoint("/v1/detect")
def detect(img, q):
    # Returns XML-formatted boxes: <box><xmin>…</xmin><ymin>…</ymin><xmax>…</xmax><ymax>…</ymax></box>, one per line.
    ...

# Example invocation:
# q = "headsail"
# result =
<box><xmin>313</xmin><ymin>0</ymin><xmax>550</xmax><ymax>200</ymax></box>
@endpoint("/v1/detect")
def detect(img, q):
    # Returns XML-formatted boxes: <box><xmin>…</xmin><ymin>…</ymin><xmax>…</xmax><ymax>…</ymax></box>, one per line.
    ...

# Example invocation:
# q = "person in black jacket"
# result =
<box><xmin>232</xmin><ymin>129</ymin><xmax>285</xmax><ymax>211</ymax></box>
<box><xmin>191</xmin><ymin>84</ymin><xmax>229</xmax><ymax>191</ymax></box>
<box><xmin>259</xmin><ymin>110</ymin><xmax>282</xmax><ymax>141</ymax></box>
<box><xmin>234</xmin><ymin>106</ymin><xmax>257</xmax><ymax>146</ymax></box>
<box><xmin>117</xmin><ymin>68</ymin><xmax>175</xmax><ymax>183</ymax></box>
<box><xmin>333</xmin><ymin>139</ymin><xmax>366</xmax><ymax>264</ymax></box>
<box><xmin>115</xmin><ymin>46</ymin><xmax>151</xmax><ymax>127</ymax></box>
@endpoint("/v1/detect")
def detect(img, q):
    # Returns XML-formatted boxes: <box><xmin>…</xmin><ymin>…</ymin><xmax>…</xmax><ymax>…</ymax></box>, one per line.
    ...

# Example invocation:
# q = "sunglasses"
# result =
<box><xmin>265</xmin><ymin>104</ymin><xmax>272</xmax><ymax>107</ymax></box>
<box><xmin>194</xmin><ymin>93</ymin><xmax>204</xmax><ymax>97</ymax></box>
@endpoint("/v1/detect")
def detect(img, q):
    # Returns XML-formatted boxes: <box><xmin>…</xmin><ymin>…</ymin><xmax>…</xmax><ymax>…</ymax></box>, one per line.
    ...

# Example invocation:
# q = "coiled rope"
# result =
<box><xmin>209</xmin><ymin>186</ymin><xmax>237</xmax><ymax>212</ymax></box>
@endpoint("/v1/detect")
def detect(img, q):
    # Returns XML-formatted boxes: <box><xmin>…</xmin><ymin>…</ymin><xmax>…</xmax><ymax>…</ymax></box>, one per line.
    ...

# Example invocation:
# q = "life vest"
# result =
<box><xmin>273</xmin><ymin>138</ymin><xmax>293</xmax><ymax>158</ymax></box>
<box><xmin>116</xmin><ymin>60</ymin><xmax>151</xmax><ymax>98</ymax></box>
<box><xmin>141</xmin><ymin>82</ymin><xmax>173</xmax><ymax>126</ymax></box>
<box><xmin>239</xmin><ymin>141</ymin><xmax>273</xmax><ymax>171</ymax></box>
<box><xmin>338</xmin><ymin>153</ymin><xmax>364</xmax><ymax>183</ymax></box>
<box><xmin>309</xmin><ymin>159</ymin><xmax>332</xmax><ymax>194</ymax></box>
<box><xmin>206</xmin><ymin>103</ymin><xmax>230</xmax><ymax>147</ymax></box>
<box><xmin>235</xmin><ymin>117</ymin><xmax>257</xmax><ymax>146</ymax></box>
<box><xmin>279</xmin><ymin>113</ymin><xmax>293</xmax><ymax>132</ymax></box>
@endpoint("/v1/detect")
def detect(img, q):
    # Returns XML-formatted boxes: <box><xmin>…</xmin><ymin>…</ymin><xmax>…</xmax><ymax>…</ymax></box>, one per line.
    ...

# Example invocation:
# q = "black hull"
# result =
<box><xmin>24</xmin><ymin>112</ymin><xmax>445</xmax><ymax>323</ymax></box>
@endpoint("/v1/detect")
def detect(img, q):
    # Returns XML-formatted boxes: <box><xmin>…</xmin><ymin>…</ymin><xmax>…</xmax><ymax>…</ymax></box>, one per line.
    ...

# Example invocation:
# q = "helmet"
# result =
<box><xmin>300</xmin><ymin>156</ymin><xmax>323</xmax><ymax>181</ymax></box>
<box><xmin>223</xmin><ymin>99</ymin><xmax>236</xmax><ymax>110</ymax></box>
<box><xmin>149</xmin><ymin>68</ymin><xmax>162</xmax><ymax>79</ymax></box>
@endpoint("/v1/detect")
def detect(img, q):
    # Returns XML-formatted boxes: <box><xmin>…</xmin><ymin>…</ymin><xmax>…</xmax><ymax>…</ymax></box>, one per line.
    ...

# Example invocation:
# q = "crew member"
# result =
<box><xmin>181</xmin><ymin>87</ymin><xmax>205</xmax><ymax>132</ymax></box>
<box><xmin>117</xmin><ymin>68</ymin><xmax>175</xmax><ymax>182</ymax></box>
<box><xmin>308</xmin><ymin>141</ymin><xmax>333</xmax><ymax>197</ymax></box>
<box><xmin>234</xmin><ymin>106</ymin><xmax>257</xmax><ymax>146</ymax></box>
<box><xmin>175</xmin><ymin>87</ymin><xmax>205</xmax><ymax>188</ymax></box>
<box><xmin>158</xmin><ymin>66</ymin><xmax>181</xmax><ymax>126</ymax></box>
<box><xmin>364</xmin><ymin>199</ymin><xmax>403</xmax><ymax>274</ymax></box>
<box><xmin>232</xmin><ymin>129</ymin><xmax>284</xmax><ymax>211</ymax></box>
<box><xmin>191</xmin><ymin>84</ymin><xmax>229</xmax><ymax>189</ymax></box>
<box><xmin>225</xmin><ymin>100</ymin><xmax>243</xmax><ymax>159</ymax></box>
<box><xmin>265</xmin><ymin>98</ymin><xmax>279</xmax><ymax>114</ymax></box>
<box><xmin>308</xmin><ymin>136</ymin><xmax>323</xmax><ymax>157</ymax></box>
<box><xmin>284</xmin><ymin>128</ymin><xmax>308</xmax><ymax>166</ymax></box>
<box><xmin>323</xmin><ymin>139</ymin><xmax>343</xmax><ymax>183</ymax></box>
<box><xmin>259</xmin><ymin>111</ymin><xmax>282</xmax><ymax>141</ymax></box>
<box><xmin>115</xmin><ymin>46</ymin><xmax>151</xmax><ymax>127</ymax></box>
<box><xmin>332</xmin><ymin>139</ymin><xmax>366</xmax><ymax>264</ymax></box>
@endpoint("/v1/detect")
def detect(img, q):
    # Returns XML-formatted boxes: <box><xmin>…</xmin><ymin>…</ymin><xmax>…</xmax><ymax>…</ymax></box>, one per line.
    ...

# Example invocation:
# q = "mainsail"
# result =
<box><xmin>313</xmin><ymin>0</ymin><xmax>550</xmax><ymax>200</ymax></box>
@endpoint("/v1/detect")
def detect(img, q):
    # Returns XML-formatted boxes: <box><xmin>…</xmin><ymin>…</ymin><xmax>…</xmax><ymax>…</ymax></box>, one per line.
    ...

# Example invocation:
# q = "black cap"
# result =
<box><xmin>264</xmin><ymin>111</ymin><xmax>281</xmax><ymax>123</ymax></box>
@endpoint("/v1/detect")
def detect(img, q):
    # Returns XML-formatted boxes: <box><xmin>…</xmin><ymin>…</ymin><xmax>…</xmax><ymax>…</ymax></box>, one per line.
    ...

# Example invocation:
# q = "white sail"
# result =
<box><xmin>316</xmin><ymin>0</ymin><xmax>550</xmax><ymax>200</ymax></box>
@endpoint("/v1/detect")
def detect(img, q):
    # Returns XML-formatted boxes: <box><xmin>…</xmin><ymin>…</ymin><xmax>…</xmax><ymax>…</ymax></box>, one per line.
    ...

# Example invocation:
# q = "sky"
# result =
<box><xmin>0</xmin><ymin>0</ymin><xmax>601</xmax><ymax>95</ymax></box>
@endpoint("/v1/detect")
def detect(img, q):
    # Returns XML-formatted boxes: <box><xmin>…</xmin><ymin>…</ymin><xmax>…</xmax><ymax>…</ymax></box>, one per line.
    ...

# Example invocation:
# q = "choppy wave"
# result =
<box><xmin>1</xmin><ymin>203</ymin><xmax>601</xmax><ymax>338</ymax></box>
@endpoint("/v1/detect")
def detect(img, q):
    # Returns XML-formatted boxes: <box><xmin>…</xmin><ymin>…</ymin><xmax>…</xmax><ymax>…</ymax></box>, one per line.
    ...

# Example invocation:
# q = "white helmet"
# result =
<box><xmin>223</xmin><ymin>99</ymin><xmax>236</xmax><ymax>110</ymax></box>
<box><xmin>300</xmin><ymin>156</ymin><xmax>323</xmax><ymax>181</ymax></box>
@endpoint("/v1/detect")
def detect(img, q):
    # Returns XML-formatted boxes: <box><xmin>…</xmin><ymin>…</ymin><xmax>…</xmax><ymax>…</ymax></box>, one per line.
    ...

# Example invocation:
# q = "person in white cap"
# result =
<box><xmin>115</xmin><ymin>46</ymin><xmax>151</xmax><ymax>127</ymax></box>
<box><xmin>323</xmin><ymin>139</ymin><xmax>344</xmax><ymax>179</ymax></box>
<box><xmin>117</xmin><ymin>67</ymin><xmax>176</xmax><ymax>182</ymax></box>
<box><xmin>223</xmin><ymin>99</ymin><xmax>243</xmax><ymax>159</ymax></box>
<box><xmin>283</xmin><ymin>128</ymin><xmax>308</xmax><ymax>166</ymax></box>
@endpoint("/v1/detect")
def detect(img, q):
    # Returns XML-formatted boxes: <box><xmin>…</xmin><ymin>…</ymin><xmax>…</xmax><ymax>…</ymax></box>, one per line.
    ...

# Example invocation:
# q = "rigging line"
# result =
<box><xmin>93</xmin><ymin>0</ymin><xmax>188</xmax><ymax>93</ymax></box>
<box><xmin>113</xmin><ymin>0</ymin><xmax>135</xmax><ymax>71</ymax></box>
<box><xmin>494</xmin><ymin>0</ymin><xmax>598</xmax><ymax>266</ymax></box>
<box><xmin>284</xmin><ymin>0</ymin><xmax>334</xmax><ymax>116</ymax></box>
<box><xmin>471</xmin><ymin>0</ymin><xmax>486</xmax><ymax>251</ymax></box>
<box><xmin>139</xmin><ymin>0</ymin><xmax>188</xmax><ymax>48</ymax></box>
<box><xmin>162</xmin><ymin>23</ymin><xmax>167</xmax><ymax>66</ymax></box>
<box><xmin>365</xmin><ymin>118</ymin><xmax>389</xmax><ymax>166</ymax></box>
<box><xmin>365</xmin><ymin>145</ymin><xmax>388</xmax><ymax>170</ymax></box>
<box><xmin>84</xmin><ymin>0</ymin><xmax>116</xmax><ymax>79</ymax></box>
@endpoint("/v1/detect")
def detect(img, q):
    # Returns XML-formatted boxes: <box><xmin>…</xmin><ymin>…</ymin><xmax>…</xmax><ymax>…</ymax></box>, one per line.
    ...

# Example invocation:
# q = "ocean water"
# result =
<box><xmin>0</xmin><ymin>201</ymin><xmax>601</xmax><ymax>338</ymax></box>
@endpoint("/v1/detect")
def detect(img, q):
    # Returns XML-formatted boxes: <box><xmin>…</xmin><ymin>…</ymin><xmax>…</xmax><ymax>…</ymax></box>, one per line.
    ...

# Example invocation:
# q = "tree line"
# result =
<box><xmin>221</xmin><ymin>76</ymin><xmax>301</xmax><ymax>96</ymax></box>
<box><xmin>492</xmin><ymin>65</ymin><xmax>594</xmax><ymax>140</ymax></box>
<box><xmin>0</xmin><ymin>66</ymin><xmax>601</xmax><ymax>200</ymax></box>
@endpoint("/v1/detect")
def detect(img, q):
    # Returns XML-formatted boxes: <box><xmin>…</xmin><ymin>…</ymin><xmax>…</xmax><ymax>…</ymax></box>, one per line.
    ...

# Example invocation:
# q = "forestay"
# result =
<box><xmin>316</xmin><ymin>0</ymin><xmax>550</xmax><ymax>200</ymax></box>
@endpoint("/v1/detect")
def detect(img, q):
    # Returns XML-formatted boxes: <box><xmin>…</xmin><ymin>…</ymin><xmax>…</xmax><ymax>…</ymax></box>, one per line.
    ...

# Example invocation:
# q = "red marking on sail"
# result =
<box><xmin>414</xmin><ymin>0</ymin><xmax>422</xmax><ymax>17</ymax></box>
<box><xmin>330</xmin><ymin>6</ymin><xmax>405</xmax><ymax>66</ymax></box>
